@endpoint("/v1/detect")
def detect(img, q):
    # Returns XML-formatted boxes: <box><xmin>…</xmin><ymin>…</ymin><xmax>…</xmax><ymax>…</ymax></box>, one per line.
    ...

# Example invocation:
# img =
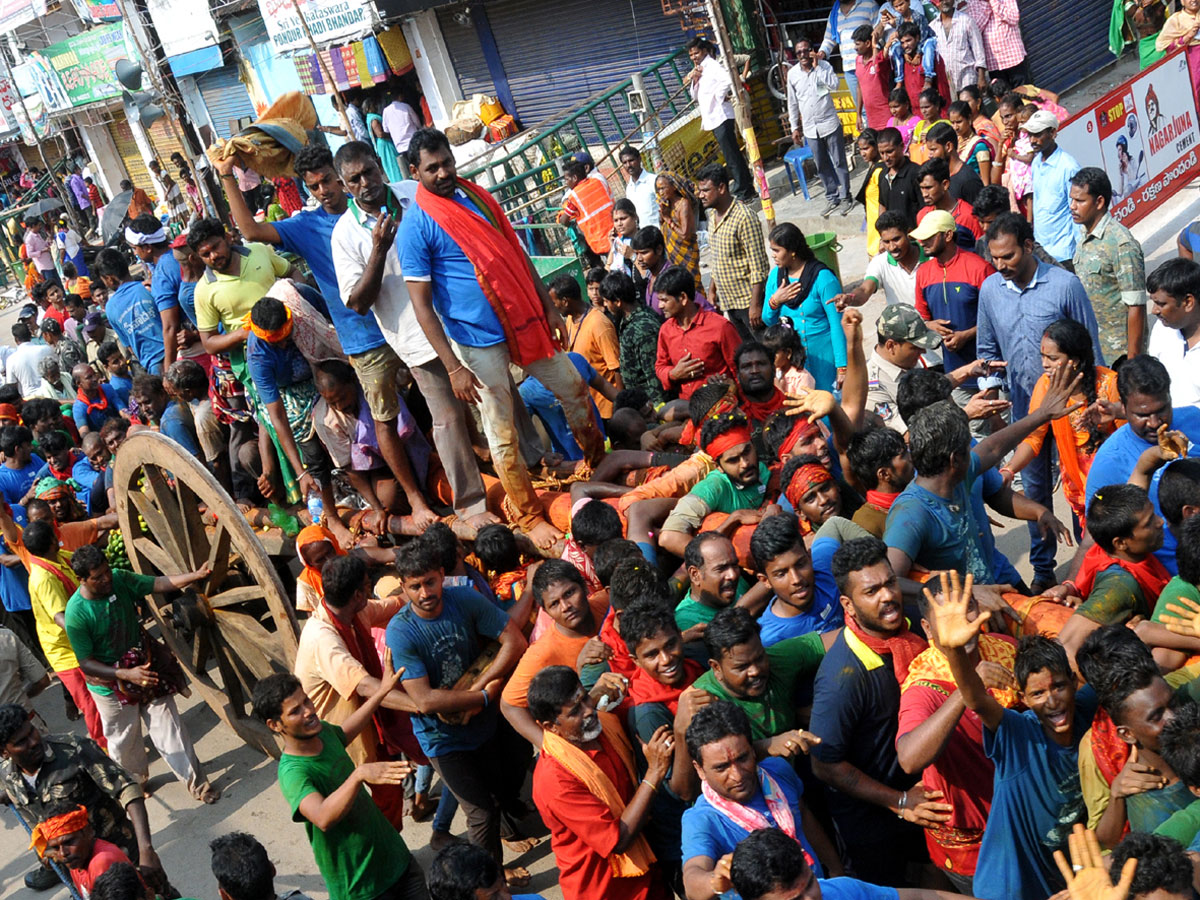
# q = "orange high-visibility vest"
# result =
<box><xmin>561</xmin><ymin>173</ymin><xmax>614</xmax><ymax>254</ymax></box>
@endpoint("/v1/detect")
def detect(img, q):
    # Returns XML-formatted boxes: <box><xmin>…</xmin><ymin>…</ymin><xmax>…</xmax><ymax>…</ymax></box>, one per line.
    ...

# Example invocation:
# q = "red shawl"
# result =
<box><xmin>1074</xmin><ymin>542</ymin><xmax>1171</xmax><ymax>610</ymax></box>
<box><xmin>414</xmin><ymin>179</ymin><xmax>557</xmax><ymax>367</ymax></box>
<box><xmin>865</xmin><ymin>490</ymin><xmax>899</xmax><ymax>511</ymax></box>
<box><xmin>740</xmin><ymin>388</ymin><xmax>785</xmax><ymax>428</ymax></box>
<box><xmin>845</xmin><ymin>614</ymin><xmax>927</xmax><ymax>685</ymax></box>
<box><xmin>627</xmin><ymin>659</ymin><xmax>705</xmax><ymax>713</ymax></box>
<box><xmin>1091</xmin><ymin>708</ymin><xmax>1131</xmax><ymax>787</ymax></box>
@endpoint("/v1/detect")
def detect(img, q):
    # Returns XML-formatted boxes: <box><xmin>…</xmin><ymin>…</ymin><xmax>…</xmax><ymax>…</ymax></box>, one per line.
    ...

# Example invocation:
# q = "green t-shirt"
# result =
<box><xmin>64</xmin><ymin>569</ymin><xmax>156</xmax><ymax>696</ymax></box>
<box><xmin>674</xmin><ymin>579</ymin><xmax>750</xmax><ymax>632</ymax></box>
<box><xmin>690</xmin><ymin>462</ymin><xmax>771</xmax><ymax>513</ymax></box>
<box><xmin>1152</xmin><ymin>575</ymin><xmax>1200</xmax><ymax>624</ymax></box>
<box><xmin>278</xmin><ymin>722</ymin><xmax>410</xmax><ymax>900</ymax></box>
<box><xmin>1155</xmin><ymin>797</ymin><xmax>1200</xmax><ymax>848</ymax></box>
<box><xmin>1076</xmin><ymin>566</ymin><xmax>1151</xmax><ymax>625</ymax></box>
<box><xmin>693</xmin><ymin>632</ymin><xmax>825</xmax><ymax>740</ymax></box>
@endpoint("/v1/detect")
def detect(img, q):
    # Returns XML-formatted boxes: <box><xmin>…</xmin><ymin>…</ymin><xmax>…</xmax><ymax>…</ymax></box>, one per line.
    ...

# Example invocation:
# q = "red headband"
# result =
<box><xmin>785</xmin><ymin>462</ymin><xmax>833</xmax><ymax>512</ymax></box>
<box><xmin>779</xmin><ymin>417</ymin><xmax>821</xmax><ymax>459</ymax></box>
<box><xmin>704</xmin><ymin>426</ymin><xmax>753</xmax><ymax>460</ymax></box>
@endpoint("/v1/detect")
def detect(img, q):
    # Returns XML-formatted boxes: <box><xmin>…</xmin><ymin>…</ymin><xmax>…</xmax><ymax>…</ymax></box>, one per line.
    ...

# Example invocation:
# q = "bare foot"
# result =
<box><xmin>464</xmin><ymin>511</ymin><xmax>503</xmax><ymax>530</ymax></box>
<box><xmin>527</xmin><ymin>520</ymin><xmax>563</xmax><ymax>552</ymax></box>
<box><xmin>504</xmin><ymin>866</ymin><xmax>531</xmax><ymax>888</ymax></box>
<box><xmin>409</xmin><ymin>504</ymin><xmax>440</xmax><ymax>530</ymax></box>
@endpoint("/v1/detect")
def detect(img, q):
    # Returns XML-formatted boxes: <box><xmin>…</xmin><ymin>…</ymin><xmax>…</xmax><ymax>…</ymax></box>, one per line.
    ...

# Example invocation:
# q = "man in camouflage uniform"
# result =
<box><xmin>1070</xmin><ymin>167</ymin><xmax>1147</xmax><ymax>363</ymax></box>
<box><xmin>0</xmin><ymin>704</ymin><xmax>168</xmax><ymax>892</ymax></box>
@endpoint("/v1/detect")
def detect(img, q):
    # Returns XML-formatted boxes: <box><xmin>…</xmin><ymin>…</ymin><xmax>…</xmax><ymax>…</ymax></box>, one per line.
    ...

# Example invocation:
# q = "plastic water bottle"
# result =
<box><xmin>306</xmin><ymin>491</ymin><xmax>324</xmax><ymax>527</ymax></box>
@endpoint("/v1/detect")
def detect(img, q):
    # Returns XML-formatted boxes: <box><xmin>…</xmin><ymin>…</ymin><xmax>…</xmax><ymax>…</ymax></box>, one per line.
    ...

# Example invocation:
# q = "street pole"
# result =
<box><xmin>288</xmin><ymin>0</ymin><xmax>354</xmax><ymax>137</ymax></box>
<box><xmin>705</xmin><ymin>0</ymin><xmax>775</xmax><ymax>227</ymax></box>
<box><xmin>0</xmin><ymin>46</ymin><xmax>81</xmax><ymax>236</ymax></box>
<box><xmin>114</xmin><ymin>0</ymin><xmax>218</xmax><ymax>219</ymax></box>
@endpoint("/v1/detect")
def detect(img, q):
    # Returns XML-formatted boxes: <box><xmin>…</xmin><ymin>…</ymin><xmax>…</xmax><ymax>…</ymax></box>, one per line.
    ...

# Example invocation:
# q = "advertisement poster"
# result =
<box><xmin>1057</xmin><ymin>50</ymin><xmax>1200</xmax><ymax>227</ymax></box>
<box><xmin>67</xmin><ymin>0</ymin><xmax>120</xmax><ymax>25</ymax></box>
<box><xmin>257</xmin><ymin>0</ymin><xmax>377</xmax><ymax>54</ymax></box>
<box><xmin>42</xmin><ymin>23</ymin><xmax>134</xmax><ymax>108</ymax></box>
<box><xmin>0</xmin><ymin>0</ymin><xmax>45</xmax><ymax>36</ymax></box>
<box><xmin>147</xmin><ymin>0</ymin><xmax>218</xmax><ymax>59</ymax></box>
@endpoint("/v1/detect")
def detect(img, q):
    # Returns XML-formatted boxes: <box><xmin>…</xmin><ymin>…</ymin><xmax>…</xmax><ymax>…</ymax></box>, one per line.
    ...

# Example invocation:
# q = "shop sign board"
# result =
<box><xmin>257</xmin><ymin>0</ymin><xmax>377</xmax><ymax>53</ymax></box>
<box><xmin>1057</xmin><ymin>49</ymin><xmax>1200</xmax><ymax>227</ymax></box>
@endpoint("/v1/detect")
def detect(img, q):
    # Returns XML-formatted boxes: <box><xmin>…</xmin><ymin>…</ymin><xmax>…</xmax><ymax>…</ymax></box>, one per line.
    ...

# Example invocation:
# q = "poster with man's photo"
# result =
<box><xmin>1058</xmin><ymin>49</ymin><xmax>1200</xmax><ymax>226</ymax></box>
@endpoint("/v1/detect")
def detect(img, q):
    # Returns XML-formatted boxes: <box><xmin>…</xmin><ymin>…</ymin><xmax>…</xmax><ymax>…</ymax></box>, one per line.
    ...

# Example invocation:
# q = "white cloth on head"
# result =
<box><xmin>126</xmin><ymin>225</ymin><xmax>166</xmax><ymax>246</ymax></box>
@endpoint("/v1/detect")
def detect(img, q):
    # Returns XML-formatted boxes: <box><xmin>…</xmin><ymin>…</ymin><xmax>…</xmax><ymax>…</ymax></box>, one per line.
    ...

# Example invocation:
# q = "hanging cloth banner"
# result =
<box><xmin>0</xmin><ymin>0</ymin><xmax>45</xmax><ymax>36</ymax></box>
<box><xmin>292</xmin><ymin>34</ymin><xmax>405</xmax><ymax>95</ymax></box>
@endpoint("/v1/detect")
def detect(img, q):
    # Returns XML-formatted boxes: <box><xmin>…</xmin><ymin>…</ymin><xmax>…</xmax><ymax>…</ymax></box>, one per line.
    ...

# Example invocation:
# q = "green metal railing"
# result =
<box><xmin>460</xmin><ymin>48</ymin><xmax>698</xmax><ymax>258</ymax></box>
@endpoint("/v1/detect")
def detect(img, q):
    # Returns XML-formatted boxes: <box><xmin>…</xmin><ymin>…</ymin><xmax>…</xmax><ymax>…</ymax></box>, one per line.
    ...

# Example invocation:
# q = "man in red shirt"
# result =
<box><xmin>654</xmin><ymin>266</ymin><xmax>740</xmax><ymax>401</ymax></box>
<box><xmin>853</xmin><ymin>25</ymin><xmax>893</xmax><ymax>130</ymax></box>
<box><xmin>896</xmin><ymin>583</ymin><xmax>1018</xmax><ymax>894</ymax></box>
<box><xmin>35</xmin><ymin>803</ymin><xmax>132</xmax><ymax>897</ymax></box>
<box><xmin>530</xmin><ymin>665</ymin><xmax>675</xmax><ymax>900</ymax></box>
<box><xmin>916</xmin><ymin>158</ymin><xmax>982</xmax><ymax>250</ymax></box>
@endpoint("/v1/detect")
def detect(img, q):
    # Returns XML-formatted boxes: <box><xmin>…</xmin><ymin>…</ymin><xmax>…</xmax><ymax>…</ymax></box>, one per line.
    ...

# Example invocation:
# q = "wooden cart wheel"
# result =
<box><xmin>113</xmin><ymin>431</ymin><xmax>299</xmax><ymax>758</ymax></box>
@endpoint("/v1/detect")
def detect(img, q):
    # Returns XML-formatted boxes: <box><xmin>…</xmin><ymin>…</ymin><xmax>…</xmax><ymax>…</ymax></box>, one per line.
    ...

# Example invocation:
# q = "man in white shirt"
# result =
<box><xmin>1147</xmin><ymin>257</ymin><xmax>1200</xmax><ymax>408</ymax></box>
<box><xmin>381</xmin><ymin>93</ymin><xmax>422</xmax><ymax>173</ymax></box>
<box><xmin>787</xmin><ymin>39</ymin><xmax>853</xmax><ymax>216</ymax></box>
<box><xmin>834</xmin><ymin>210</ymin><xmax>942</xmax><ymax>368</ymax></box>
<box><xmin>686</xmin><ymin>37</ymin><xmax>755</xmax><ymax>202</ymax></box>
<box><xmin>5</xmin><ymin>324</ymin><xmax>52</xmax><ymax>398</ymax></box>
<box><xmin>619</xmin><ymin>145</ymin><xmax>659</xmax><ymax>227</ymax></box>
<box><xmin>930</xmin><ymin>0</ymin><xmax>988</xmax><ymax>92</ymax></box>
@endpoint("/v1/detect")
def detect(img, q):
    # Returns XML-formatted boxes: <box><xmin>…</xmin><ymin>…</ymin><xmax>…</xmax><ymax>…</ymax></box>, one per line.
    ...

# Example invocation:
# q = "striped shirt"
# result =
<box><xmin>821</xmin><ymin>0</ymin><xmax>881</xmax><ymax>65</ymax></box>
<box><xmin>963</xmin><ymin>0</ymin><xmax>1027</xmax><ymax>71</ymax></box>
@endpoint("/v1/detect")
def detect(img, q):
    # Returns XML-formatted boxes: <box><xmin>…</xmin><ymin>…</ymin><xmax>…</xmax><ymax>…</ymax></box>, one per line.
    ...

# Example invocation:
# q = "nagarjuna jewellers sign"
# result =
<box><xmin>1058</xmin><ymin>49</ymin><xmax>1200</xmax><ymax>227</ymax></box>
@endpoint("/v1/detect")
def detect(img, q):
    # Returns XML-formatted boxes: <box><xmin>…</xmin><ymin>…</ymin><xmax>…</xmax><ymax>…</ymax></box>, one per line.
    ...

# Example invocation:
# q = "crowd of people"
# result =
<box><xmin>0</xmin><ymin>5</ymin><xmax>1200</xmax><ymax>900</ymax></box>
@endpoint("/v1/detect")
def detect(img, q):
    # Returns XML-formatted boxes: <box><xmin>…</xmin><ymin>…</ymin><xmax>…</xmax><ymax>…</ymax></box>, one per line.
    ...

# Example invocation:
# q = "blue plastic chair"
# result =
<box><xmin>782</xmin><ymin>144</ymin><xmax>813</xmax><ymax>200</ymax></box>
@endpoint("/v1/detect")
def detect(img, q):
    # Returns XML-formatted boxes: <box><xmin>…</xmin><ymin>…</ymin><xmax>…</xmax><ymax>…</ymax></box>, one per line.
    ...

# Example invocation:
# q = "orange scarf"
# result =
<box><xmin>541</xmin><ymin>713</ymin><xmax>656</xmax><ymax>877</ymax></box>
<box><xmin>30</xmin><ymin>805</ymin><xmax>88</xmax><ymax>857</ymax></box>
<box><xmin>901</xmin><ymin>633</ymin><xmax>1020</xmax><ymax>708</ymax></box>
<box><xmin>296</xmin><ymin>525</ymin><xmax>346</xmax><ymax>601</ymax></box>
<box><xmin>1091</xmin><ymin>708</ymin><xmax>1131</xmax><ymax>787</ymax></box>
<box><xmin>414</xmin><ymin>179</ymin><xmax>557</xmax><ymax>368</ymax></box>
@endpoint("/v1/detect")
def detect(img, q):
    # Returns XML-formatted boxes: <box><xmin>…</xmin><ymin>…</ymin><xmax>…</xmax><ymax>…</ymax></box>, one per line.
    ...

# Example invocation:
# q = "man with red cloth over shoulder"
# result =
<box><xmin>399</xmin><ymin>128</ymin><xmax>604</xmax><ymax>553</ymax></box>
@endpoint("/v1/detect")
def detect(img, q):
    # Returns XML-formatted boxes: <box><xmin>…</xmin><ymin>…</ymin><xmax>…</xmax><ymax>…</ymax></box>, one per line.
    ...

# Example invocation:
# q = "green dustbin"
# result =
<box><xmin>807</xmin><ymin>232</ymin><xmax>842</xmax><ymax>282</ymax></box>
<box><xmin>532</xmin><ymin>255</ymin><xmax>586</xmax><ymax>295</ymax></box>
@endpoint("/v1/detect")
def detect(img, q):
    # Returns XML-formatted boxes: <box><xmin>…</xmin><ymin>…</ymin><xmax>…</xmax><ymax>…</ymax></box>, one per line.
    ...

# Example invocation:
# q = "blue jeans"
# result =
<box><xmin>415</xmin><ymin>763</ymin><xmax>459</xmax><ymax>833</ymax></box>
<box><xmin>1010</xmin><ymin>379</ymin><xmax>1057</xmax><ymax>582</ymax></box>
<box><xmin>889</xmin><ymin>39</ymin><xmax>939</xmax><ymax>84</ymax></box>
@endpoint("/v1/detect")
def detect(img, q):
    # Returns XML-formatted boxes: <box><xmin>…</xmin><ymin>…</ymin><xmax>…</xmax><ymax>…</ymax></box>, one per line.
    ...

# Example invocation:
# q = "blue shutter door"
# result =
<box><xmin>437</xmin><ymin>0</ymin><xmax>687</xmax><ymax>130</ymax></box>
<box><xmin>197</xmin><ymin>66</ymin><xmax>258</xmax><ymax>139</ymax></box>
<box><xmin>1019</xmin><ymin>0</ymin><xmax>1114</xmax><ymax>94</ymax></box>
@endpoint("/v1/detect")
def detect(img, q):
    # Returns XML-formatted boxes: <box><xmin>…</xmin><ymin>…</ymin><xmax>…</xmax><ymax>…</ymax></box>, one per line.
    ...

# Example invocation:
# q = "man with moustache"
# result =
<box><xmin>529</xmin><ymin>665</ymin><xmax>675</xmax><ymax>900</ymax></box>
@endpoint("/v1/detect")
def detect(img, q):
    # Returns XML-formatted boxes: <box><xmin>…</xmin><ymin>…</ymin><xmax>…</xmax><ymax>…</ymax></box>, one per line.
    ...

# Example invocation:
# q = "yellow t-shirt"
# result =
<box><xmin>864</xmin><ymin>166</ymin><xmax>883</xmax><ymax>258</ymax></box>
<box><xmin>193</xmin><ymin>242</ymin><xmax>290</xmax><ymax>333</ymax></box>
<box><xmin>18</xmin><ymin>542</ymin><xmax>79</xmax><ymax>673</ymax></box>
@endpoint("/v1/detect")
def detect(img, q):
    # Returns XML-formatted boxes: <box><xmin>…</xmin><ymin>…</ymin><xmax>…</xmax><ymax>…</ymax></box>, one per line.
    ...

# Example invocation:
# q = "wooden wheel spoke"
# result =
<box><xmin>176</xmin><ymin>480</ymin><xmax>210</xmax><ymax>571</ymax></box>
<box><xmin>129</xmin><ymin>493</ymin><xmax>185</xmax><ymax>572</ymax></box>
<box><xmin>131</xmin><ymin>537</ymin><xmax>180</xmax><ymax>579</ymax></box>
<box><xmin>207</xmin><ymin>585</ymin><xmax>265</xmax><ymax>609</ymax></box>
<box><xmin>205</xmin><ymin>526</ymin><xmax>231</xmax><ymax>592</ymax></box>
<box><xmin>214</xmin><ymin>610</ymin><xmax>289</xmax><ymax>676</ymax></box>
<box><xmin>143</xmin><ymin>467</ymin><xmax>190</xmax><ymax>561</ymax></box>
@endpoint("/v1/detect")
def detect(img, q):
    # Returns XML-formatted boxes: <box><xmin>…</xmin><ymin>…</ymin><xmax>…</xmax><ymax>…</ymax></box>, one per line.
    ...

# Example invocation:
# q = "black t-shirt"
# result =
<box><xmin>810</xmin><ymin>630</ymin><xmax>919</xmax><ymax>834</ymax></box>
<box><xmin>880</xmin><ymin>160</ymin><xmax>922</xmax><ymax>229</ymax></box>
<box><xmin>950</xmin><ymin>164</ymin><xmax>984</xmax><ymax>205</ymax></box>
